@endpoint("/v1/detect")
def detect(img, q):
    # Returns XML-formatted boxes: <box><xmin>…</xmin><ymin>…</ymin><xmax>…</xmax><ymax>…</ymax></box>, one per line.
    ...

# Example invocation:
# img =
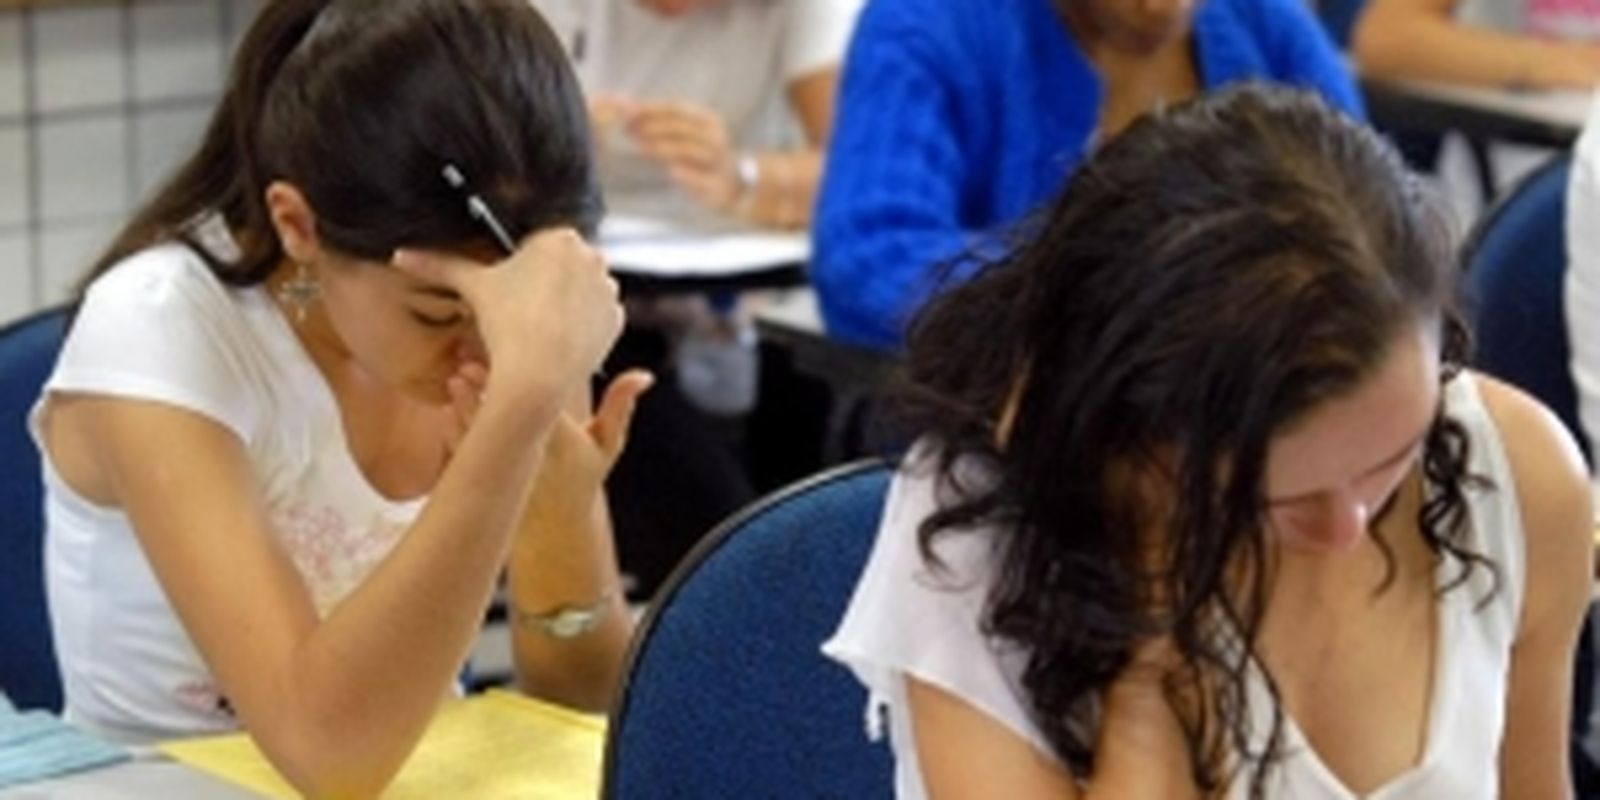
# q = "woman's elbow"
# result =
<box><xmin>260</xmin><ymin>722</ymin><xmax>415</xmax><ymax>799</ymax></box>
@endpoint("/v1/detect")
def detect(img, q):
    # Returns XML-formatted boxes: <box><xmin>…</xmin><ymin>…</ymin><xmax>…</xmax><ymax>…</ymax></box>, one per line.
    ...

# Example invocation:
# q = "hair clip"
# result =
<box><xmin>441</xmin><ymin>163</ymin><xmax>517</xmax><ymax>255</ymax></box>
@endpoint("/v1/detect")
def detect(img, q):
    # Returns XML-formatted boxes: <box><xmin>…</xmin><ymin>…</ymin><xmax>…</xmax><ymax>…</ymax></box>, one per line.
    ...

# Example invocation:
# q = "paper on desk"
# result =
<box><xmin>158</xmin><ymin>690</ymin><xmax>604</xmax><ymax>799</ymax></box>
<box><xmin>600</xmin><ymin>213</ymin><xmax>810</xmax><ymax>278</ymax></box>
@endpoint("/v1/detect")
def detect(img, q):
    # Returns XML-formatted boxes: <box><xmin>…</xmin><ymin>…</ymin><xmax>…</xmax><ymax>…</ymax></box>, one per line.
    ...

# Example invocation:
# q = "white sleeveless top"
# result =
<box><xmin>823</xmin><ymin>374</ymin><xmax>1525</xmax><ymax>799</ymax></box>
<box><xmin>32</xmin><ymin>244</ymin><xmax>424</xmax><ymax>744</ymax></box>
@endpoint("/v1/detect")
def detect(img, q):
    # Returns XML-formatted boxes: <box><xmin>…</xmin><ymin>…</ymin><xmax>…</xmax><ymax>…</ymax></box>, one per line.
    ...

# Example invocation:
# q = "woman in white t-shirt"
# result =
<box><xmin>824</xmin><ymin>86</ymin><xmax>1594</xmax><ymax>798</ymax></box>
<box><xmin>33</xmin><ymin>0</ymin><xmax>648</xmax><ymax>795</ymax></box>
<box><xmin>535</xmin><ymin>0</ymin><xmax>862</xmax><ymax>230</ymax></box>
<box><xmin>1354</xmin><ymin>0</ymin><xmax>1600</xmax><ymax>89</ymax></box>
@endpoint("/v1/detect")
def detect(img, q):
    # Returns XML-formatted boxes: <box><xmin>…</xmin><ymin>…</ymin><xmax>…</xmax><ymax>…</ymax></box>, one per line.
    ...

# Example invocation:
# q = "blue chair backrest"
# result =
<box><xmin>1462</xmin><ymin>154</ymin><xmax>1585</xmax><ymax>460</ymax></box>
<box><xmin>603</xmin><ymin>460</ymin><xmax>896</xmax><ymax>799</ymax></box>
<box><xmin>0</xmin><ymin>307</ymin><xmax>68</xmax><ymax>711</ymax></box>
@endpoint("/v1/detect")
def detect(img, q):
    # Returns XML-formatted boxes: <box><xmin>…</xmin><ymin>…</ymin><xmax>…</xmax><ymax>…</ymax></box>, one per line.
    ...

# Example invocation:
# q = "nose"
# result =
<box><xmin>454</xmin><ymin>334</ymin><xmax>489</xmax><ymax>367</ymax></box>
<box><xmin>1275</xmin><ymin>488</ymin><xmax>1372</xmax><ymax>548</ymax></box>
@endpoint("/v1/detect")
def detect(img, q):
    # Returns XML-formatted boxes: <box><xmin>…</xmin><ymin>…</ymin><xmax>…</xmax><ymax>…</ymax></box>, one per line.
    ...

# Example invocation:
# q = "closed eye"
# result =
<box><xmin>411</xmin><ymin>310</ymin><xmax>465</xmax><ymax>328</ymax></box>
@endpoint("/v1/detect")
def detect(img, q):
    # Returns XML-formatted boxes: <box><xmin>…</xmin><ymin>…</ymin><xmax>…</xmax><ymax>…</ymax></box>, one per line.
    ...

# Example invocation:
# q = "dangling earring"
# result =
<box><xmin>276</xmin><ymin>261</ymin><xmax>322</xmax><ymax>324</ymax></box>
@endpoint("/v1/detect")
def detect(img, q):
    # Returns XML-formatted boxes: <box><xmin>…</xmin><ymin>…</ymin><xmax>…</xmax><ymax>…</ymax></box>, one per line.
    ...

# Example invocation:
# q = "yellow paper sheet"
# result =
<box><xmin>158</xmin><ymin>690</ymin><xmax>604</xmax><ymax>799</ymax></box>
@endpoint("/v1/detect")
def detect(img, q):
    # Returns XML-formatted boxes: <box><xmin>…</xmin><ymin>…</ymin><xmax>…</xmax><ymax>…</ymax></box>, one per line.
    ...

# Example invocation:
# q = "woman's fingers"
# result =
<box><xmin>588</xmin><ymin>369</ymin><xmax>656</xmax><ymax>464</ymax></box>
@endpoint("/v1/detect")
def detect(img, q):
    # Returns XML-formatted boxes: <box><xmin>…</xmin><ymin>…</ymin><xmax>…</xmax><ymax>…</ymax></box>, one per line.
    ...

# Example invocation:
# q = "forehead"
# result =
<box><xmin>1263</xmin><ymin>325</ymin><xmax>1441</xmax><ymax>497</ymax></box>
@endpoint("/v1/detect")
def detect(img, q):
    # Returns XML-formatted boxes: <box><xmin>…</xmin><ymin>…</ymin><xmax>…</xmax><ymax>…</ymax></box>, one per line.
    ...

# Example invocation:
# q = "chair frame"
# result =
<box><xmin>600</xmin><ymin>456</ymin><xmax>892</xmax><ymax>798</ymax></box>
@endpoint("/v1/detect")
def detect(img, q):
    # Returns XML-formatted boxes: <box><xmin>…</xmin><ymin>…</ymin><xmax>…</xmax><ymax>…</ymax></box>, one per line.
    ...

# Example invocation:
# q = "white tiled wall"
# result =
<box><xmin>134</xmin><ymin>106</ymin><xmax>209</xmax><ymax>201</ymax></box>
<box><xmin>0</xmin><ymin>16</ymin><xmax>24</xmax><ymax>119</ymax></box>
<box><xmin>38</xmin><ymin>116</ymin><xmax>130</xmax><ymax>222</ymax></box>
<box><xmin>40</xmin><ymin>219</ymin><xmax>120</xmax><ymax>302</ymax></box>
<box><xmin>133</xmin><ymin>1</ymin><xmax>224</xmax><ymax>103</ymax></box>
<box><xmin>0</xmin><ymin>127</ymin><xmax>25</xmax><ymax>229</ymax></box>
<box><xmin>0</xmin><ymin>0</ymin><xmax>252</xmax><ymax>324</ymax></box>
<box><xmin>0</xmin><ymin>234</ymin><xmax>32</xmax><ymax>324</ymax></box>
<box><xmin>32</xmin><ymin>6</ymin><xmax>126</xmax><ymax>115</ymax></box>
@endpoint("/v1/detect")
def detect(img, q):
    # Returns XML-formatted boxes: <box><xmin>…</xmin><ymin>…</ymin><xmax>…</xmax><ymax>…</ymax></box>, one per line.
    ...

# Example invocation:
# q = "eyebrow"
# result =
<box><xmin>1264</xmin><ymin>427</ymin><xmax>1430</xmax><ymax>506</ymax></box>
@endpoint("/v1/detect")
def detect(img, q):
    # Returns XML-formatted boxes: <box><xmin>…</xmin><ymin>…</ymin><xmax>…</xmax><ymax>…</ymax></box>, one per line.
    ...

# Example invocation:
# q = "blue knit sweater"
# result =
<box><xmin>812</xmin><ymin>0</ymin><xmax>1364</xmax><ymax>350</ymax></box>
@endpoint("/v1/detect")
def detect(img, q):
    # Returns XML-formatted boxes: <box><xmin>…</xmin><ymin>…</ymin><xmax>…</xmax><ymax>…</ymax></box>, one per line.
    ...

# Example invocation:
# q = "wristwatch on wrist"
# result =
<box><xmin>514</xmin><ymin>592</ymin><xmax>615</xmax><ymax>639</ymax></box>
<box><xmin>734</xmin><ymin>152</ymin><xmax>761</xmax><ymax>209</ymax></box>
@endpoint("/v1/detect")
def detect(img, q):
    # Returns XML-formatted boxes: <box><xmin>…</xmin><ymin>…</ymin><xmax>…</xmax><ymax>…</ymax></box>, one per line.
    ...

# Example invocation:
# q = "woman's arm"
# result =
<box><xmin>908</xmin><ymin>645</ymin><xmax>1201</xmax><ymax>799</ymax></box>
<box><xmin>1476</xmin><ymin>376</ymin><xmax>1594</xmax><ymax>799</ymax></box>
<box><xmin>46</xmin><ymin>230</ymin><xmax>622</xmax><ymax>799</ymax></box>
<box><xmin>621</xmin><ymin>65</ymin><xmax>836</xmax><ymax>231</ymax></box>
<box><xmin>506</xmin><ymin>375</ymin><xmax>653</xmax><ymax>712</ymax></box>
<box><xmin>1353</xmin><ymin>0</ymin><xmax>1600</xmax><ymax>89</ymax></box>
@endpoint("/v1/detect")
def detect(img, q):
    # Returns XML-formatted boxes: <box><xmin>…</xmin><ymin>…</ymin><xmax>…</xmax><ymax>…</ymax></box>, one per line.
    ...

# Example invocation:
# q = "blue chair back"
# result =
<box><xmin>0</xmin><ymin>307</ymin><xmax>68</xmax><ymax>711</ymax></box>
<box><xmin>603</xmin><ymin>460</ymin><xmax>896</xmax><ymax>799</ymax></box>
<box><xmin>1461</xmin><ymin>154</ymin><xmax>1585</xmax><ymax>459</ymax></box>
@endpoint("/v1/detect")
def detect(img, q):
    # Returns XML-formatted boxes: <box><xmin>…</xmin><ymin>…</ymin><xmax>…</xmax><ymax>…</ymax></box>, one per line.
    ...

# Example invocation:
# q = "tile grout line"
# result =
<box><xmin>20</xmin><ymin>5</ymin><xmax>40</xmax><ymax>310</ymax></box>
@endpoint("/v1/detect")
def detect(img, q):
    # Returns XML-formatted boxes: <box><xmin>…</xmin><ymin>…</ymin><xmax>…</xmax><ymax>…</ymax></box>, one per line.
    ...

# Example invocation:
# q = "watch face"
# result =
<box><xmin>548</xmin><ymin>609</ymin><xmax>597</xmax><ymax>638</ymax></box>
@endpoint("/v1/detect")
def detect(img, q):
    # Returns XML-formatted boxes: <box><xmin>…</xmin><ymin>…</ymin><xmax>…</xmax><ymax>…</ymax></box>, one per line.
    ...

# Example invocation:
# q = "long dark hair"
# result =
<box><xmin>77</xmin><ymin>0</ymin><xmax>597</xmax><ymax>295</ymax></box>
<box><xmin>897</xmin><ymin>85</ymin><xmax>1490</xmax><ymax>796</ymax></box>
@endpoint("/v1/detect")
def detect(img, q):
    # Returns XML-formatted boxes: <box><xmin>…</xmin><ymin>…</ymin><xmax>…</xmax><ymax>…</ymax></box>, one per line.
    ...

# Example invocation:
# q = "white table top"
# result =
<box><xmin>1378</xmin><ymin>78</ymin><xmax>1592</xmax><ymax>132</ymax></box>
<box><xmin>0</xmin><ymin>757</ymin><xmax>260</xmax><ymax>800</ymax></box>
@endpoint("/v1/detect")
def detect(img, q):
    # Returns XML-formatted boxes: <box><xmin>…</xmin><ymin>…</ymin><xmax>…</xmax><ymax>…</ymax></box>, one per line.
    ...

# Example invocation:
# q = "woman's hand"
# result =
<box><xmin>522</xmin><ymin>370</ymin><xmax>654</xmax><ymax>533</ymax></box>
<box><xmin>393</xmin><ymin>228</ymin><xmax>623</xmax><ymax>407</ymax></box>
<box><xmin>627</xmin><ymin>100</ymin><xmax>743</xmax><ymax>212</ymax></box>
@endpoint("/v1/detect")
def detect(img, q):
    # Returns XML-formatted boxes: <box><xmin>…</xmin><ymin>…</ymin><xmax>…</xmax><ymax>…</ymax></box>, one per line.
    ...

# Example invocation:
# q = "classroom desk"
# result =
<box><xmin>0</xmin><ymin>691</ymin><xmax>602</xmax><ymax>799</ymax></box>
<box><xmin>601</xmin><ymin>212</ymin><xmax>810</xmax><ymax>296</ymax></box>
<box><xmin>1361</xmin><ymin>77</ymin><xmax>1591</xmax><ymax>148</ymax></box>
<box><xmin>0</xmin><ymin>757</ymin><xmax>261</xmax><ymax>800</ymax></box>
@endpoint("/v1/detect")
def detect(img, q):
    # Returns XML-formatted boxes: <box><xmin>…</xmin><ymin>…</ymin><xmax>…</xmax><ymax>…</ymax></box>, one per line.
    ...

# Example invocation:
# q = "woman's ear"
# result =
<box><xmin>264</xmin><ymin>181</ymin><xmax>323</xmax><ymax>265</ymax></box>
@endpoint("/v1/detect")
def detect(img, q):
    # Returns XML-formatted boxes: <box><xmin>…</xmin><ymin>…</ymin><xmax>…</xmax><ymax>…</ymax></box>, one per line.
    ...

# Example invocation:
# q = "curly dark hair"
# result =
<box><xmin>895</xmin><ymin>84</ymin><xmax>1494</xmax><ymax>796</ymax></box>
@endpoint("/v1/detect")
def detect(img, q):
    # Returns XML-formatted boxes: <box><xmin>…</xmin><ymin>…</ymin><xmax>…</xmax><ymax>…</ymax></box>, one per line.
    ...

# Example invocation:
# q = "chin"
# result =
<box><xmin>1280</xmin><ymin>530</ymin><xmax>1369</xmax><ymax>556</ymax></box>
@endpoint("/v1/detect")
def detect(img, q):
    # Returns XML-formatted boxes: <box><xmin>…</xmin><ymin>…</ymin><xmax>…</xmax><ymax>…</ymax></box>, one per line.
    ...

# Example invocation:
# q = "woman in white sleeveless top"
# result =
<box><xmin>824</xmin><ymin>86</ymin><xmax>1594</xmax><ymax>798</ymax></box>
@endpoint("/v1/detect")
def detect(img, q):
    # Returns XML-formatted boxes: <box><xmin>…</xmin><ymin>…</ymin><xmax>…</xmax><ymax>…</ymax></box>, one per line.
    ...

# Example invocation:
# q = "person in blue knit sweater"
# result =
<box><xmin>812</xmin><ymin>0</ymin><xmax>1365</xmax><ymax>350</ymax></box>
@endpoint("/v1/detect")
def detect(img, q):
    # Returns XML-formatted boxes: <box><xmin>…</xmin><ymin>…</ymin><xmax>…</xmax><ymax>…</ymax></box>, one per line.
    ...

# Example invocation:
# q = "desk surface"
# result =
<box><xmin>598</xmin><ymin>199</ymin><xmax>812</xmax><ymax>293</ymax></box>
<box><xmin>1363</xmin><ymin>77</ymin><xmax>1592</xmax><ymax>147</ymax></box>
<box><xmin>0</xmin><ymin>758</ymin><xmax>261</xmax><ymax>800</ymax></box>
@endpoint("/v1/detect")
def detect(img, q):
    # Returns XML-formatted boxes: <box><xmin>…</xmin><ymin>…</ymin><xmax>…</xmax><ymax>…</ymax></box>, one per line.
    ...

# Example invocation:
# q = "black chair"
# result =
<box><xmin>0</xmin><ymin>307</ymin><xmax>70</xmax><ymax>711</ymax></box>
<box><xmin>603</xmin><ymin>459</ymin><xmax>896</xmax><ymax>798</ymax></box>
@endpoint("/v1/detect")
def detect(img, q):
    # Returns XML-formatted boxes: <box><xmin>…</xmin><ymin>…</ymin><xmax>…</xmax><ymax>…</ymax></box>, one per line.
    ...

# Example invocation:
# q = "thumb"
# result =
<box><xmin>589</xmin><ymin>369</ymin><xmax>655</xmax><ymax>463</ymax></box>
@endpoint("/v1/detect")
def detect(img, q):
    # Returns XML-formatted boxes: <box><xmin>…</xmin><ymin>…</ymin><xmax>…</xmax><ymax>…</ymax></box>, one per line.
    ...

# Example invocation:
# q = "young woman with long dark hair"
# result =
<box><xmin>32</xmin><ymin>1</ymin><xmax>647</xmax><ymax>795</ymax></box>
<box><xmin>826</xmin><ymin>85</ymin><xmax>1593</xmax><ymax>798</ymax></box>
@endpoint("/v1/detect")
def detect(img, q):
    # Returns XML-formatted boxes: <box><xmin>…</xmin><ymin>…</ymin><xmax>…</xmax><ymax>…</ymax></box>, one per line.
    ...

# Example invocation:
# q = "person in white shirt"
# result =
<box><xmin>535</xmin><ymin>0</ymin><xmax>862</xmax><ymax>230</ymax></box>
<box><xmin>32</xmin><ymin>1</ymin><xmax>647</xmax><ymax>796</ymax></box>
<box><xmin>824</xmin><ymin>85</ymin><xmax>1593</xmax><ymax>799</ymax></box>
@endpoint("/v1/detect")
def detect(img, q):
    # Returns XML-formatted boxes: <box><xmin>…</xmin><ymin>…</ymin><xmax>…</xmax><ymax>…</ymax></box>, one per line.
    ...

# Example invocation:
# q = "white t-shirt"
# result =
<box><xmin>529</xmin><ymin>0</ymin><xmax>862</xmax><ymax>225</ymax></box>
<box><xmin>824</xmin><ymin>374</ymin><xmax>1526</xmax><ymax>799</ymax></box>
<box><xmin>32</xmin><ymin>244</ymin><xmax>424</xmax><ymax>745</ymax></box>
